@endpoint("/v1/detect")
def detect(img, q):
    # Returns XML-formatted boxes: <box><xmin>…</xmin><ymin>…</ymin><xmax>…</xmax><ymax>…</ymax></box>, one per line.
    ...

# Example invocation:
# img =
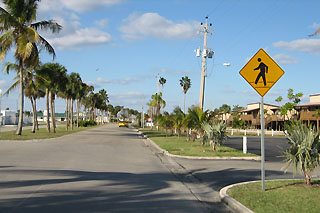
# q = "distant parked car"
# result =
<box><xmin>119</xmin><ymin>121</ymin><xmax>128</xmax><ymax>127</ymax></box>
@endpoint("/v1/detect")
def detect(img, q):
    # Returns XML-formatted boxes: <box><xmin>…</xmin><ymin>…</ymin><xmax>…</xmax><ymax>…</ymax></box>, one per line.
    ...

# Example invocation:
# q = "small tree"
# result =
<box><xmin>283</xmin><ymin>123</ymin><xmax>320</xmax><ymax>186</ymax></box>
<box><xmin>280</xmin><ymin>89</ymin><xmax>303</xmax><ymax>120</ymax></box>
<box><xmin>202</xmin><ymin>121</ymin><xmax>227</xmax><ymax>151</ymax></box>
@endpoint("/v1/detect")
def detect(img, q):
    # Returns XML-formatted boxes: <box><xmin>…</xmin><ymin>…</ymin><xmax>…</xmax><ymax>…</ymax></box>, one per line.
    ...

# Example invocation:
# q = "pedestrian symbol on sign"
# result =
<box><xmin>239</xmin><ymin>48</ymin><xmax>284</xmax><ymax>97</ymax></box>
<box><xmin>254</xmin><ymin>58</ymin><xmax>268</xmax><ymax>86</ymax></box>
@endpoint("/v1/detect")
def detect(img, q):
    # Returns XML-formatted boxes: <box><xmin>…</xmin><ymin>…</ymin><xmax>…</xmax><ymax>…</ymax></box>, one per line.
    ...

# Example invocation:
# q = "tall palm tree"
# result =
<box><xmin>159</xmin><ymin>77</ymin><xmax>166</xmax><ymax>93</ymax></box>
<box><xmin>36</xmin><ymin>63</ymin><xmax>67</xmax><ymax>133</ymax></box>
<box><xmin>25</xmin><ymin>70</ymin><xmax>45</xmax><ymax>133</ymax></box>
<box><xmin>179</xmin><ymin>76</ymin><xmax>191</xmax><ymax>114</ymax></box>
<box><xmin>68</xmin><ymin>72</ymin><xmax>82</xmax><ymax>129</ymax></box>
<box><xmin>0</xmin><ymin>0</ymin><xmax>61</xmax><ymax>135</ymax></box>
<box><xmin>3</xmin><ymin>62</ymin><xmax>44</xmax><ymax>133</ymax></box>
<box><xmin>148</xmin><ymin>92</ymin><xmax>166</xmax><ymax>120</ymax></box>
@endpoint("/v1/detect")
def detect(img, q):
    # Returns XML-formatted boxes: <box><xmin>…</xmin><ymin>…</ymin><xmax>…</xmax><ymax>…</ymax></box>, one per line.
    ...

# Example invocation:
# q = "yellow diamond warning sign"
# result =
<box><xmin>239</xmin><ymin>49</ymin><xmax>284</xmax><ymax>97</ymax></box>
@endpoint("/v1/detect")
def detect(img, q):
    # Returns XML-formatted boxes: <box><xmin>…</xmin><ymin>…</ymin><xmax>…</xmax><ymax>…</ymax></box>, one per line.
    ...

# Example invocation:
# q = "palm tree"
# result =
<box><xmin>3</xmin><ymin>62</ymin><xmax>44</xmax><ymax>133</ymax></box>
<box><xmin>25</xmin><ymin>70</ymin><xmax>45</xmax><ymax>133</ymax></box>
<box><xmin>97</xmin><ymin>89</ymin><xmax>109</xmax><ymax>124</ymax></box>
<box><xmin>185</xmin><ymin>106</ymin><xmax>213</xmax><ymax>143</ymax></box>
<box><xmin>36</xmin><ymin>63</ymin><xmax>67</xmax><ymax>133</ymax></box>
<box><xmin>0</xmin><ymin>0</ymin><xmax>61</xmax><ymax>135</ymax></box>
<box><xmin>283</xmin><ymin>123</ymin><xmax>320</xmax><ymax>186</ymax></box>
<box><xmin>179</xmin><ymin>76</ymin><xmax>191</xmax><ymax>114</ymax></box>
<box><xmin>148</xmin><ymin>92</ymin><xmax>166</xmax><ymax>121</ymax></box>
<box><xmin>68</xmin><ymin>72</ymin><xmax>82</xmax><ymax>129</ymax></box>
<box><xmin>159</xmin><ymin>77</ymin><xmax>166</xmax><ymax>92</ymax></box>
<box><xmin>171</xmin><ymin>106</ymin><xmax>185</xmax><ymax>138</ymax></box>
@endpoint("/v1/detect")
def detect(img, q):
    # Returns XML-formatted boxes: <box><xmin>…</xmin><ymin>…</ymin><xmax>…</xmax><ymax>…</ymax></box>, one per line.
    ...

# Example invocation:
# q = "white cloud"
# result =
<box><xmin>273</xmin><ymin>39</ymin><xmax>320</xmax><ymax>54</ymax></box>
<box><xmin>109</xmin><ymin>92</ymin><xmax>144</xmax><ymax>107</ymax></box>
<box><xmin>97</xmin><ymin>77</ymin><xmax>139</xmax><ymax>85</ymax></box>
<box><xmin>94</xmin><ymin>19</ymin><xmax>109</xmax><ymax>29</ymax></box>
<box><xmin>153</xmin><ymin>68</ymin><xmax>193</xmax><ymax>76</ymax></box>
<box><xmin>273</xmin><ymin>54</ymin><xmax>298</xmax><ymax>65</ymax></box>
<box><xmin>61</xmin><ymin>0</ymin><xmax>123</xmax><ymax>13</ymax></box>
<box><xmin>97</xmin><ymin>74</ymin><xmax>154</xmax><ymax>85</ymax></box>
<box><xmin>37</xmin><ymin>1</ymin><xmax>114</xmax><ymax>50</ymax></box>
<box><xmin>120</xmin><ymin>13</ymin><xmax>199</xmax><ymax>40</ymax></box>
<box><xmin>110</xmin><ymin>92</ymin><xmax>144</xmax><ymax>100</ymax></box>
<box><xmin>48</xmin><ymin>28</ymin><xmax>112</xmax><ymax>50</ymax></box>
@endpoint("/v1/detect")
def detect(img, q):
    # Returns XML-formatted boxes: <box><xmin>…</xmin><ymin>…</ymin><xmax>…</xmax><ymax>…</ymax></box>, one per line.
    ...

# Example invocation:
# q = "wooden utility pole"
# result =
<box><xmin>199</xmin><ymin>17</ymin><xmax>212</xmax><ymax>111</ymax></box>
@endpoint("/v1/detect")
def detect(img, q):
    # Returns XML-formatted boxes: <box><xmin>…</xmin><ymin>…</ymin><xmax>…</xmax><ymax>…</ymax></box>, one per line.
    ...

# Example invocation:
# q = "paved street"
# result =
<box><xmin>0</xmin><ymin>124</ymin><xmax>230</xmax><ymax>213</ymax></box>
<box><xmin>174</xmin><ymin>136</ymin><xmax>320</xmax><ymax>191</ymax></box>
<box><xmin>225</xmin><ymin>136</ymin><xmax>290</xmax><ymax>162</ymax></box>
<box><xmin>1</xmin><ymin>125</ymin><xmax>319</xmax><ymax>213</ymax></box>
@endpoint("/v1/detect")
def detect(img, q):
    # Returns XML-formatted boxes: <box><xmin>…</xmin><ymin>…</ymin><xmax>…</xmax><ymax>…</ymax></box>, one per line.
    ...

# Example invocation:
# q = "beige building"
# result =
<box><xmin>295</xmin><ymin>94</ymin><xmax>320</xmax><ymax>128</ymax></box>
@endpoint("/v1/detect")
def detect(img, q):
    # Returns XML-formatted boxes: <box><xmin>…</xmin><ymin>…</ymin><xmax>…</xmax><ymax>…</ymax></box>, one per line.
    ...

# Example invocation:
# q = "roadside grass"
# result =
<box><xmin>0</xmin><ymin>126</ymin><xmax>97</xmax><ymax>140</ymax></box>
<box><xmin>140</xmin><ymin>128</ymin><xmax>257</xmax><ymax>157</ymax></box>
<box><xmin>229</xmin><ymin>179</ymin><xmax>320</xmax><ymax>213</ymax></box>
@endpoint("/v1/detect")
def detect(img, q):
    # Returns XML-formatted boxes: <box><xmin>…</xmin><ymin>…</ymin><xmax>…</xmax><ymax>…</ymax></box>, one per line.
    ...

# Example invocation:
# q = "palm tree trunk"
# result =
<box><xmin>50</xmin><ymin>91</ymin><xmax>56</xmax><ymax>133</ymax></box>
<box><xmin>15</xmin><ymin>61</ymin><xmax>24</xmax><ymax>135</ymax></box>
<box><xmin>184</xmin><ymin>92</ymin><xmax>186</xmax><ymax>114</ymax></box>
<box><xmin>35</xmin><ymin>99</ymin><xmax>39</xmax><ymax>130</ymax></box>
<box><xmin>305</xmin><ymin>170</ymin><xmax>311</xmax><ymax>186</ymax></box>
<box><xmin>71</xmin><ymin>98</ymin><xmax>74</xmax><ymax>130</ymax></box>
<box><xmin>66</xmin><ymin>98</ymin><xmax>69</xmax><ymax>130</ymax></box>
<box><xmin>46</xmin><ymin>88</ymin><xmax>50</xmax><ymax>133</ymax></box>
<box><xmin>76</xmin><ymin>99</ymin><xmax>79</xmax><ymax>128</ymax></box>
<box><xmin>30</xmin><ymin>98</ymin><xmax>36</xmax><ymax>133</ymax></box>
<box><xmin>53</xmin><ymin>97</ymin><xmax>56</xmax><ymax>128</ymax></box>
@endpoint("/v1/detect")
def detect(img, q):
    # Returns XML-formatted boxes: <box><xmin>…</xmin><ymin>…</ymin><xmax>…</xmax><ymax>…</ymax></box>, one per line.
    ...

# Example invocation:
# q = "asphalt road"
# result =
<box><xmin>224</xmin><ymin>136</ymin><xmax>290</xmax><ymax>162</ymax></box>
<box><xmin>0</xmin><ymin>124</ymin><xmax>231</xmax><ymax>213</ymax></box>
<box><xmin>174</xmin><ymin>136</ymin><xmax>320</xmax><ymax>192</ymax></box>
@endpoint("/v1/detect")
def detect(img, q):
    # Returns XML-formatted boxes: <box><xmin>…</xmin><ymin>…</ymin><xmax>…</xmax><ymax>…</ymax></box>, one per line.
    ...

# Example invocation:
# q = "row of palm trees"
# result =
<box><xmin>0</xmin><ymin>1</ymin><xmax>112</xmax><ymax>135</ymax></box>
<box><xmin>147</xmin><ymin>75</ymin><xmax>191</xmax><ymax>120</ymax></box>
<box><xmin>5</xmin><ymin>61</ymin><xmax>110</xmax><ymax>134</ymax></box>
<box><xmin>155</xmin><ymin>106</ymin><xmax>226</xmax><ymax>148</ymax></box>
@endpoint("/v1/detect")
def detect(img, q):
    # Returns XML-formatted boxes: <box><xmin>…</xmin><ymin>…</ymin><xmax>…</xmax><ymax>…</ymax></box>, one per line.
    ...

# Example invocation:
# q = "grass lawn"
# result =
<box><xmin>140</xmin><ymin>129</ymin><xmax>257</xmax><ymax>157</ymax></box>
<box><xmin>0</xmin><ymin>126</ymin><xmax>97</xmax><ymax>140</ymax></box>
<box><xmin>229</xmin><ymin>179</ymin><xmax>320</xmax><ymax>213</ymax></box>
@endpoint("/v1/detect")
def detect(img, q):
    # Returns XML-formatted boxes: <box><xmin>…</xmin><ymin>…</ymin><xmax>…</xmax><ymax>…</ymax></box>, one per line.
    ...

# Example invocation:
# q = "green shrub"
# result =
<box><xmin>78</xmin><ymin>120</ymin><xmax>97</xmax><ymax>127</ymax></box>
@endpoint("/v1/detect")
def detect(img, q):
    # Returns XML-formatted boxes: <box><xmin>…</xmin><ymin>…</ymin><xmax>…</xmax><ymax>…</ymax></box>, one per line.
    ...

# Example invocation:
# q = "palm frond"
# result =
<box><xmin>38</xmin><ymin>34</ymin><xmax>56</xmax><ymax>59</ymax></box>
<box><xmin>309</xmin><ymin>28</ymin><xmax>320</xmax><ymax>37</ymax></box>
<box><xmin>0</xmin><ymin>30</ymin><xmax>14</xmax><ymax>60</ymax></box>
<box><xmin>4</xmin><ymin>79</ymin><xmax>19</xmax><ymax>96</ymax></box>
<box><xmin>0</xmin><ymin>6</ymin><xmax>19</xmax><ymax>32</ymax></box>
<box><xmin>31</xmin><ymin>20</ymin><xmax>62</xmax><ymax>33</ymax></box>
<box><xmin>3</xmin><ymin>62</ymin><xmax>18</xmax><ymax>74</ymax></box>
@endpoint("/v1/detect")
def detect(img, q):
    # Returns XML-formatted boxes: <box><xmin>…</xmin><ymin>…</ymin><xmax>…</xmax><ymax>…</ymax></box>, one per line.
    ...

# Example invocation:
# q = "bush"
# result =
<box><xmin>78</xmin><ymin>120</ymin><xmax>97</xmax><ymax>127</ymax></box>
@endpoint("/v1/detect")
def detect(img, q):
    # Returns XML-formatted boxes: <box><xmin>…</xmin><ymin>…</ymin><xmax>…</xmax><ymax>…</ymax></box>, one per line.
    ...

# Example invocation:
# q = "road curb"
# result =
<box><xmin>219</xmin><ymin>178</ymin><xmax>316</xmax><ymax>213</ymax></box>
<box><xmin>220</xmin><ymin>181</ymin><xmax>256</xmax><ymax>213</ymax></box>
<box><xmin>138</xmin><ymin>130</ymin><xmax>261</xmax><ymax>161</ymax></box>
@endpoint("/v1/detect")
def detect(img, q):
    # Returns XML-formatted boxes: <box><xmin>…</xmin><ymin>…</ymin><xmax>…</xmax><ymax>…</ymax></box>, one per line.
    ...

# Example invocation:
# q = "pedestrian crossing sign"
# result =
<box><xmin>239</xmin><ymin>48</ymin><xmax>285</xmax><ymax>97</ymax></box>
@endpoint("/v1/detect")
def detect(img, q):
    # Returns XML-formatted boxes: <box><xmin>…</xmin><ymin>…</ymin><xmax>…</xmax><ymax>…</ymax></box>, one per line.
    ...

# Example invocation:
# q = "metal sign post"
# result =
<box><xmin>260</xmin><ymin>97</ymin><xmax>265</xmax><ymax>191</ymax></box>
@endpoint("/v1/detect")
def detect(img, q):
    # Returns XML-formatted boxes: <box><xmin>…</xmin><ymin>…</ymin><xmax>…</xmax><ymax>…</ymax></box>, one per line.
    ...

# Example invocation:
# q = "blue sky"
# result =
<box><xmin>1</xmin><ymin>0</ymin><xmax>320</xmax><ymax>113</ymax></box>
